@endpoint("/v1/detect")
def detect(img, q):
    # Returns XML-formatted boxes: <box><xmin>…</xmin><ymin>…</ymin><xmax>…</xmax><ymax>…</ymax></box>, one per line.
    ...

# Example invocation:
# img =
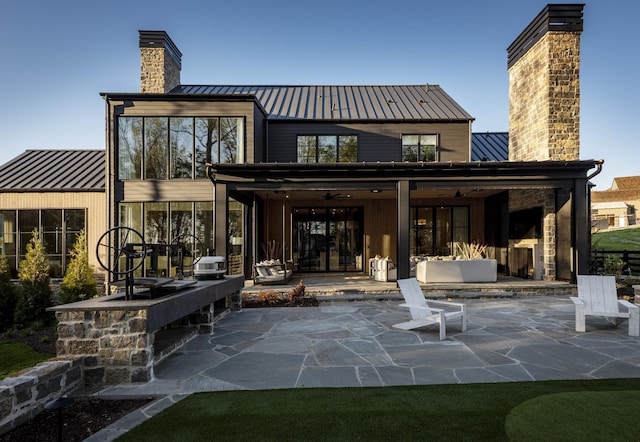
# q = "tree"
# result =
<box><xmin>15</xmin><ymin>229</ymin><xmax>52</xmax><ymax>327</ymax></box>
<box><xmin>59</xmin><ymin>229</ymin><xmax>98</xmax><ymax>304</ymax></box>
<box><xmin>0</xmin><ymin>253</ymin><xmax>16</xmax><ymax>331</ymax></box>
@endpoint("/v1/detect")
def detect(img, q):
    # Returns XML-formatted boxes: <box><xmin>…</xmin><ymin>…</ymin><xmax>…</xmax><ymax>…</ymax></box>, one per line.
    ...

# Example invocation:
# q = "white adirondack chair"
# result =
<box><xmin>393</xmin><ymin>278</ymin><xmax>467</xmax><ymax>340</ymax></box>
<box><xmin>571</xmin><ymin>275</ymin><xmax>639</xmax><ymax>336</ymax></box>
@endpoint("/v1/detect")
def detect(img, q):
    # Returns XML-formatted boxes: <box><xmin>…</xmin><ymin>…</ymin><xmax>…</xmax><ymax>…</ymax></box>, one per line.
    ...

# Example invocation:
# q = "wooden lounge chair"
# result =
<box><xmin>571</xmin><ymin>275</ymin><xmax>639</xmax><ymax>336</ymax></box>
<box><xmin>393</xmin><ymin>278</ymin><xmax>467</xmax><ymax>340</ymax></box>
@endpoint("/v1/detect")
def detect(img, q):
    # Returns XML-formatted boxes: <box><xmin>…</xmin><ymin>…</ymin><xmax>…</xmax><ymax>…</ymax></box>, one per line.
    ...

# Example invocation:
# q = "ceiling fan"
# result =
<box><xmin>322</xmin><ymin>192</ymin><xmax>348</xmax><ymax>200</ymax></box>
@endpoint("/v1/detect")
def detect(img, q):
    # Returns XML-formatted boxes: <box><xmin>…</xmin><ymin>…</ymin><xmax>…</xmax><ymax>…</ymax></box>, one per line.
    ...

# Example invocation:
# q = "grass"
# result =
<box><xmin>0</xmin><ymin>342</ymin><xmax>52</xmax><ymax>380</ymax></box>
<box><xmin>117</xmin><ymin>378</ymin><xmax>640</xmax><ymax>441</ymax></box>
<box><xmin>593</xmin><ymin>228</ymin><xmax>640</xmax><ymax>251</ymax></box>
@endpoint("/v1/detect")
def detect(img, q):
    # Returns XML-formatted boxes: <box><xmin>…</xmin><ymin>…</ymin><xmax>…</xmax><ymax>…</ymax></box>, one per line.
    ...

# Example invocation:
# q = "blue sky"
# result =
<box><xmin>0</xmin><ymin>0</ymin><xmax>637</xmax><ymax>190</ymax></box>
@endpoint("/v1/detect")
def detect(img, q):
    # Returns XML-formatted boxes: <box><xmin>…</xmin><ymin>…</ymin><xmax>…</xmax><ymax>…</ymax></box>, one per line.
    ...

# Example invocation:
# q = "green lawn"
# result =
<box><xmin>0</xmin><ymin>342</ymin><xmax>52</xmax><ymax>380</ymax></box>
<box><xmin>593</xmin><ymin>228</ymin><xmax>640</xmax><ymax>251</ymax></box>
<box><xmin>117</xmin><ymin>378</ymin><xmax>640</xmax><ymax>441</ymax></box>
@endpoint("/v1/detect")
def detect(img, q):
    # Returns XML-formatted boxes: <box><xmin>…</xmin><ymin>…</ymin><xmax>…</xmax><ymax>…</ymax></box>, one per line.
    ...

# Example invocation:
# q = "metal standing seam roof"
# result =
<box><xmin>171</xmin><ymin>84</ymin><xmax>474</xmax><ymax>122</ymax></box>
<box><xmin>0</xmin><ymin>149</ymin><xmax>105</xmax><ymax>191</ymax></box>
<box><xmin>471</xmin><ymin>132</ymin><xmax>509</xmax><ymax>161</ymax></box>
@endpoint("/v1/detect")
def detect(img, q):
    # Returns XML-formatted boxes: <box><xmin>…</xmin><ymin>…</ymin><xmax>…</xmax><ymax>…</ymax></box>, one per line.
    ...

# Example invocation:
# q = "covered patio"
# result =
<box><xmin>208</xmin><ymin>160</ymin><xmax>600</xmax><ymax>284</ymax></box>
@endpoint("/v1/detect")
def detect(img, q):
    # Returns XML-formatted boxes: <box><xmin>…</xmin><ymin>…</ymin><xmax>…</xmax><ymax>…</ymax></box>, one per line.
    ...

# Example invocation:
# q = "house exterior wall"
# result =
<box><xmin>262</xmin><ymin>196</ymin><xmax>485</xmax><ymax>267</ymax></box>
<box><xmin>267</xmin><ymin>121</ymin><xmax>471</xmax><ymax>162</ymax></box>
<box><xmin>0</xmin><ymin>191</ymin><xmax>106</xmax><ymax>273</ymax></box>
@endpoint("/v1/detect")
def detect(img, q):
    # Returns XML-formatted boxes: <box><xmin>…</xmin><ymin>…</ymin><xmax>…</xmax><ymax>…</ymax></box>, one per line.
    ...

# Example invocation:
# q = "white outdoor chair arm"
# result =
<box><xmin>399</xmin><ymin>303</ymin><xmax>444</xmax><ymax>313</ymax></box>
<box><xmin>427</xmin><ymin>299</ymin><xmax>466</xmax><ymax>308</ymax></box>
<box><xmin>570</xmin><ymin>297</ymin><xmax>584</xmax><ymax>306</ymax></box>
<box><xmin>618</xmin><ymin>299</ymin><xmax>639</xmax><ymax>310</ymax></box>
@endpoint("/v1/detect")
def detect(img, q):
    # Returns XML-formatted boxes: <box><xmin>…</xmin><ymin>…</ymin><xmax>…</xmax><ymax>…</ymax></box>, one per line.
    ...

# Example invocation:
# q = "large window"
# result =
<box><xmin>117</xmin><ymin>201</ymin><xmax>244</xmax><ymax>277</ymax></box>
<box><xmin>0</xmin><ymin>209</ymin><xmax>86</xmax><ymax>278</ymax></box>
<box><xmin>410</xmin><ymin>206</ymin><xmax>468</xmax><ymax>256</ymax></box>
<box><xmin>402</xmin><ymin>134</ymin><xmax>437</xmax><ymax>162</ymax></box>
<box><xmin>297</xmin><ymin>135</ymin><xmax>357</xmax><ymax>163</ymax></box>
<box><xmin>118</xmin><ymin>116</ymin><xmax>244</xmax><ymax>180</ymax></box>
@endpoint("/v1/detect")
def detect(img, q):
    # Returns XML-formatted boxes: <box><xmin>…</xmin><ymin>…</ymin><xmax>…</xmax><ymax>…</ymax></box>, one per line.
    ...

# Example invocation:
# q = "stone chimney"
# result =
<box><xmin>507</xmin><ymin>4</ymin><xmax>584</xmax><ymax>161</ymax></box>
<box><xmin>139</xmin><ymin>30</ymin><xmax>182</xmax><ymax>93</ymax></box>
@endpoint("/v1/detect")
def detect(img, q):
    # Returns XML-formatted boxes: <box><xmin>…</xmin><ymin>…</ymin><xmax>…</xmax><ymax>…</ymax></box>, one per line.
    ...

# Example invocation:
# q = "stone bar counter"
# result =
<box><xmin>49</xmin><ymin>276</ymin><xmax>243</xmax><ymax>385</ymax></box>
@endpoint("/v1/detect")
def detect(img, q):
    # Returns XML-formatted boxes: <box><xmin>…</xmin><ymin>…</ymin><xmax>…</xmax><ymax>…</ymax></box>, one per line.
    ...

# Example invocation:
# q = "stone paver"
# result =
<box><xmin>84</xmin><ymin>296</ymin><xmax>640</xmax><ymax>440</ymax></box>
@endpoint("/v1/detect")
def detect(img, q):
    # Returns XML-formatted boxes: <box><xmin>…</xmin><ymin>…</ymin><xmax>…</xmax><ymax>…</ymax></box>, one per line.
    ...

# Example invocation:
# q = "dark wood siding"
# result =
<box><xmin>266</xmin><ymin>122</ymin><xmax>470</xmax><ymax>163</ymax></box>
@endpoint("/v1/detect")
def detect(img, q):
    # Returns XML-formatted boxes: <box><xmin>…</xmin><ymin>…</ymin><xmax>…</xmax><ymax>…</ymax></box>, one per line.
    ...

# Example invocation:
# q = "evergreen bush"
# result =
<box><xmin>15</xmin><ymin>229</ymin><xmax>53</xmax><ymax>328</ymax></box>
<box><xmin>59</xmin><ymin>229</ymin><xmax>98</xmax><ymax>304</ymax></box>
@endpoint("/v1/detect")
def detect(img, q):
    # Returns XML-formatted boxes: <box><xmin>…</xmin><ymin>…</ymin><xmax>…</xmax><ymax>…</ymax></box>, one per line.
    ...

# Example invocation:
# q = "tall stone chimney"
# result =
<box><xmin>507</xmin><ymin>4</ymin><xmax>584</xmax><ymax>161</ymax></box>
<box><xmin>139</xmin><ymin>30</ymin><xmax>182</xmax><ymax>93</ymax></box>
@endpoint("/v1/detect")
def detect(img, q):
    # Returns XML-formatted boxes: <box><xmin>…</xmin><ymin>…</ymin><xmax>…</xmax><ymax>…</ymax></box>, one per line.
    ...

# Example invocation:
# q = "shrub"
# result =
<box><xmin>59</xmin><ymin>229</ymin><xmax>98</xmax><ymax>304</ymax></box>
<box><xmin>256</xmin><ymin>289</ymin><xmax>283</xmax><ymax>306</ymax></box>
<box><xmin>15</xmin><ymin>229</ymin><xmax>53</xmax><ymax>328</ymax></box>
<box><xmin>0</xmin><ymin>254</ymin><xmax>16</xmax><ymax>332</ymax></box>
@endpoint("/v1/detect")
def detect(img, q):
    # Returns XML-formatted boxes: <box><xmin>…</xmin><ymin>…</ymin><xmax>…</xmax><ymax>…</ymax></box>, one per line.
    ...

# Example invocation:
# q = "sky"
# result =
<box><xmin>0</xmin><ymin>0</ymin><xmax>637</xmax><ymax>190</ymax></box>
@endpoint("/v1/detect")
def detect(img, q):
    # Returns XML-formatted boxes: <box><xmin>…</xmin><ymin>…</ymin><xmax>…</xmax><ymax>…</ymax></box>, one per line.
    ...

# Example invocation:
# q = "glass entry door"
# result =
<box><xmin>293</xmin><ymin>207</ymin><xmax>363</xmax><ymax>272</ymax></box>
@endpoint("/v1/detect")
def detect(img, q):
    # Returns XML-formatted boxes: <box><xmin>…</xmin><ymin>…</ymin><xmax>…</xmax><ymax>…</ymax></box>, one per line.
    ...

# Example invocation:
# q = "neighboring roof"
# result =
<box><xmin>0</xmin><ymin>150</ymin><xmax>105</xmax><ymax>192</ymax></box>
<box><xmin>592</xmin><ymin>202</ymin><xmax>629</xmax><ymax>210</ymax></box>
<box><xmin>471</xmin><ymin>132</ymin><xmax>508</xmax><ymax>161</ymax></box>
<box><xmin>611</xmin><ymin>176</ymin><xmax>640</xmax><ymax>191</ymax></box>
<box><xmin>592</xmin><ymin>175</ymin><xmax>640</xmax><ymax>203</ymax></box>
<box><xmin>167</xmin><ymin>84</ymin><xmax>474</xmax><ymax>122</ymax></box>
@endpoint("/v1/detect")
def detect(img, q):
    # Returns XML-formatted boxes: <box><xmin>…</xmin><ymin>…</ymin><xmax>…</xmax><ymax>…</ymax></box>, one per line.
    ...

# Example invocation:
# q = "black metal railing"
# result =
<box><xmin>591</xmin><ymin>250</ymin><xmax>640</xmax><ymax>276</ymax></box>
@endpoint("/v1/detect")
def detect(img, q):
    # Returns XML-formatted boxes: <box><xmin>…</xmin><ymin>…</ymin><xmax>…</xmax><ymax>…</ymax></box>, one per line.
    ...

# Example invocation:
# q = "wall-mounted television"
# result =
<box><xmin>509</xmin><ymin>207</ymin><xmax>542</xmax><ymax>239</ymax></box>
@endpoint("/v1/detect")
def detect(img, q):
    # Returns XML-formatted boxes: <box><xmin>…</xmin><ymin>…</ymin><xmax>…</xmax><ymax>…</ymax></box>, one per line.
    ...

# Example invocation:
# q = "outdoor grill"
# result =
<box><xmin>194</xmin><ymin>250</ymin><xmax>226</xmax><ymax>280</ymax></box>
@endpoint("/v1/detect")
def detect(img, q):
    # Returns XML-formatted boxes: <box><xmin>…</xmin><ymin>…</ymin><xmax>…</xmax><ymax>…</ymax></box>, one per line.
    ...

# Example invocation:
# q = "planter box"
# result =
<box><xmin>417</xmin><ymin>259</ymin><xmax>497</xmax><ymax>283</ymax></box>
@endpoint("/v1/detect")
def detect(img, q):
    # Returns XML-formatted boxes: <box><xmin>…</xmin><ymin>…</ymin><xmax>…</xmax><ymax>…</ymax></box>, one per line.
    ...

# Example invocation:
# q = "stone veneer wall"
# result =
<box><xmin>508</xmin><ymin>22</ymin><xmax>581</xmax><ymax>281</ymax></box>
<box><xmin>509</xmin><ymin>32</ymin><xmax>581</xmax><ymax>161</ymax></box>
<box><xmin>510</xmin><ymin>189</ymin><xmax>556</xmax><ymax>280</ymax></box>
<box><xmin>140</xmin><ymin>46</ymin><xmax>181</xmax><ymax>93</ymax></box>
<box><xmin>0</xmin><ymin>359</ymin><xmax>82</xmax><ymax>435</ymax></box>
<box><xmin>55</xmin><ymin>309</ymin><xmax>154</xmax><ymax>385</ymax></box>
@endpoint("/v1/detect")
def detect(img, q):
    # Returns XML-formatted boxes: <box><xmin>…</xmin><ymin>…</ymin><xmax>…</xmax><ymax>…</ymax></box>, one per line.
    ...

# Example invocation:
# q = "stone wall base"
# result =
<box><xmin>0</xmin><ymin>359</ymin><xmax>82</xmax><ymax>436</ymax></box>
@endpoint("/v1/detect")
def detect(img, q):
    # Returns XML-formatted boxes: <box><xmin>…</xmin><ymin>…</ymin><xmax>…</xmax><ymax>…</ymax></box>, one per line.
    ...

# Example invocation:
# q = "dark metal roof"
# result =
<box><xmin>169</xmin><ymin>84</ymin><xmax>474</xmax><ymax>122</ymax></box>
<box><xmin>471</xmin><ymin>132</ymin><xmax>509</xmax><ymax>161</ymax></box>
<box><xmin>0</xmin><ymin>150</ymin><xmax>105</xmax><ymax>192</ymax></box>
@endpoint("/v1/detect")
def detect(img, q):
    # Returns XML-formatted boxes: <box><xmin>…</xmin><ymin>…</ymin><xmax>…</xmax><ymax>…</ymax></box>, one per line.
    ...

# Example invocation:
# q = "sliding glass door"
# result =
<box><xmin>293</xmin><ymin>207</ymin><xmax>363</xmax><ymax>272</ymax></box>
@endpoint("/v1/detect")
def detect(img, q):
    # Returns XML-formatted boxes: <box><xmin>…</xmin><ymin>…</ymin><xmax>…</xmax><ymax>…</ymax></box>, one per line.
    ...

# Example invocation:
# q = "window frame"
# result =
<box><xmin>118</xmin><ymin>116</ymin><xmax>245</xmax><ymax>181</ymax></box>
<box><xmin>401</xmin><ymin>134</ymin><xmax>438</xmax><ymax>162</ymax></box>
<box><xmin>296</xmin><ymin>135</ymin><xmax>358</xmax><ymax>163</ymax></box>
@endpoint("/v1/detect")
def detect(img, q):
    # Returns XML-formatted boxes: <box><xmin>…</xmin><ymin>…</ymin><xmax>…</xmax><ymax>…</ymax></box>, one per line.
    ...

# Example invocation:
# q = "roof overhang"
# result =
<box><xmin>207</xmin><ymin>160</ymin><xmax>601</xmax><ymax>190</ymax></box>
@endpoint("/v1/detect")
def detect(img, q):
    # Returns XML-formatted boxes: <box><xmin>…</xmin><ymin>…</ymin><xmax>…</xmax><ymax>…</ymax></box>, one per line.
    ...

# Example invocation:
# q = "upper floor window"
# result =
<box><xmin>297</xmin><ymin>135</ymin><xmax>357</xmax><ymax>163</ymax></box>
<box><xmin>402</xmin><ymin>134</ymin><xmax>437</xmax><ymax>162</ymax></box>
<box><xmin>118</xmin><ymin>116</ymin><xmax>244</xmax><ymax>180</ymax></box>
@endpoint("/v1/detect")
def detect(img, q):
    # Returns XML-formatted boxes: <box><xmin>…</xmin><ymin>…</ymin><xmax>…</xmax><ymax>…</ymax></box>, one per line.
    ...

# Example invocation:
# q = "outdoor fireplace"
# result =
<box><xmin>509</xmin><ymin>239</ymin><xmax>542</xmax><ymax>280</ymax></box>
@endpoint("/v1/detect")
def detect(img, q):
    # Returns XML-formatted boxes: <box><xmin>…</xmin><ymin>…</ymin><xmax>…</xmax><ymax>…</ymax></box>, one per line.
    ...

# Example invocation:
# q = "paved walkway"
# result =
<box><xmin>84</xmin><ymin>296</ymin><xmax>640</xmax><ymax>440</ymax></box>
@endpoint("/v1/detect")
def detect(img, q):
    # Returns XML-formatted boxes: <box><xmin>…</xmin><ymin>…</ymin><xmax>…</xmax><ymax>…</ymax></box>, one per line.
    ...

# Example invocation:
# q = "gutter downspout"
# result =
<box><xmin>587</xmin><ymin>159</ymin><xmax>604</xmax><ymax>181</ymax></box>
